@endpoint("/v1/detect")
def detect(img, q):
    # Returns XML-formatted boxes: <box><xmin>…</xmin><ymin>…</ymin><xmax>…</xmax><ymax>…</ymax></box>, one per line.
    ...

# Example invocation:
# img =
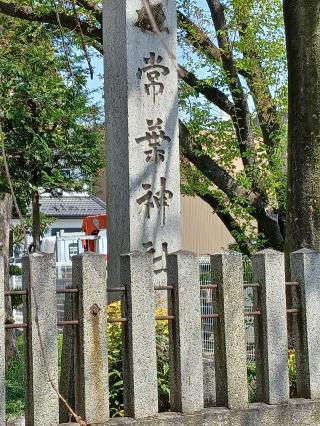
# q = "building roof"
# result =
<box><xmin>40</xmin><ymin>195</ymin><xmax>106</xmax><ymax>218</ymax></box>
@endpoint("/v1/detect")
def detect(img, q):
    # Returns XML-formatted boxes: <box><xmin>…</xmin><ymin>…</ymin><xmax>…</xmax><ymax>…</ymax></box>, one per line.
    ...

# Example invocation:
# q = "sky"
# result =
<box><xmin>87</xmin><ymin>55</ymin><xmax>104</xmax><ymax>93</ymax></box>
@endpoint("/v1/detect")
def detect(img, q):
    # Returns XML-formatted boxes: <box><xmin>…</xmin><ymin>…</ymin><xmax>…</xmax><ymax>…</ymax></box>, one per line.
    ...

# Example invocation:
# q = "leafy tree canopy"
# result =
<box><xmin>0</xmin><ymin>15</ymin><xmax>104</xmax><ymax>214</ymax></box>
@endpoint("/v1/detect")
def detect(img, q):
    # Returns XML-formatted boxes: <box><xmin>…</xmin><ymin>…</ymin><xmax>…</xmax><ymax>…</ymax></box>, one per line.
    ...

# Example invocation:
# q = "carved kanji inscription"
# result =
<box><xmin>137</xmin><ymin>52</ymin><xmax>170</xmax><ymax>103</ymax></box>
<box><xmin>135</xmin><ymin>118</ymin><xmax>171</xmax><ymax>163</ymax></box>
<box><xmin>136</xmin><ymin>177</ymin><xmax>173</xmax><ymax>225</ymax></box>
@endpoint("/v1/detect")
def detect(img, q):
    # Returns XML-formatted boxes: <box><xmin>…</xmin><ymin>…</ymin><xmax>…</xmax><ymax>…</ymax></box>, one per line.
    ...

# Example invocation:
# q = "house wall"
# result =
<box><xmin>11</xmin><ymin>218</ymin><xmax>83</xmax><ymax>234</ymax></box>
<box><xmin>181</xmin><ymin>196</ymin><xmax>234</xmax><ymax>254</ymax></box>
<box><xmin>46</xmin><ymin>218</ymin><xmax>83</xmax><ymax>235</ymax></box>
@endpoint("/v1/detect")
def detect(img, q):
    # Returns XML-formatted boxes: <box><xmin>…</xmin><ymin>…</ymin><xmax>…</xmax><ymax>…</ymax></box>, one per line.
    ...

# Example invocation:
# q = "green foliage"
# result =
<box><xmin>5</xmin><ymin>335</ymin><xmax>25</xmax><ymax>420</ymax></box>
<box><xmin>5</xmin><ymin>334</ymin><xmax>63</xmax><ymax>420</ymax></box>
<box><xmin>246</xmin><ymin>350</ymin><xmax>297</xmax><ymax>403</ymax></box>
<box><xmin>247</xmin><ymin>362</ymin><xmax>257</xmax><ymax>402</ymax></box>
<box><xmin>9</xmin><ymin>265</ymin><xmax>22</xmax><ymax>276</ymax></box>
<box><xmin>58</xmin><ymin>334</ymin><xmax>63</xmax><ymax>376</ymax></box>
<box><xmin>288</xmin><ymin>349</ymin><xmax>297</xmax><ymax>397</ymax></box>
<box><xmin>107</xmin><ymin>302</ymin><xmax>170</xmax><ymax>417</ymax></box>
<box><xmin>0</xmin><ymin>17</ymin><xmax>104</xmax><ymax>214</ymax></box>
<box><xmin>155</xmin><ymin>314</ymin><xmax>171</xmax><ymax>412</ymax></box>
<box><xmin>178</xmin><ymin>0</ymin><xmax>288</xmax><ymax>252</ymax></box>
<box><xmin>8</xmin><ymin>288</ymin><xmax>23</xmax><ymax>310</ymax></box>
<box><xmin>107</xmin><ymin>302</ymin><xmax>125</xmax><ymax>417</ymax></box>
<box><xmin>5</xmin><ymin>325</ymin><xmax>298</xmax><ymax>419</ymax></box>
<box><xmin>0</xmin><ymin>0</ymin><xmax>290</xmax><ymax>253</ymax></box>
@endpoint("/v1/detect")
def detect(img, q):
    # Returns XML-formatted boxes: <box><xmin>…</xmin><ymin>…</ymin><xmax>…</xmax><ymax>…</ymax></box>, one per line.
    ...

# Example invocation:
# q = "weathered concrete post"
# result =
<box><xmin>203</xmin><ymin>356</ymin><xmax>216</xmax><ymax>407</ymax></box>
<box><xmin>167</xmin><ymin>251</ymin><xmax>204</xmax><ymax>413</ymax></box>
<box><xmin>121</xmin><ymin>251</ymin><xmax>158</xmax><ymax>418</ymax></box>
<box><xmin>22</xmin><ymin>253</ymin><xmax>59</xmax><ymax>426</ymax></box>
<box><xmin>72</xmin><ymin>253</ymin><xmax>109</xmax><ymax>424</ymax></box>
<box><xmin>104</xmin><ymin>0</ymin><xmax>181</xmax><ymax>288</ymax></box>
<box><xmin>0</xmin><ymin>257</ymin><xmax>5</xmax><ymax>426</ymax></box>
<box><xmin>290</xmin><ymin>249</ymin><xmax>320</xmax><ymax>399</ymax></box>
<box><xmin>211</xmin><ymin>251</ymin><xmax>248</xmax><ymax>409</ymax></box>
<box><xmin>252</xmin><ymin>249</ymin><xmax>289</xmax><ymax>404</ymax></box>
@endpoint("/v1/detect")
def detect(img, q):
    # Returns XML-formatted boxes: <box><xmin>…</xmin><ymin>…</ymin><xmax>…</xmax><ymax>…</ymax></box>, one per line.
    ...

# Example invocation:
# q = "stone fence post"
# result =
<box><xmin>290</xmin><ymin>249</ymin><xmax>320</xmax><ymax>399</ymax></box>
<box><xmin>72</xmin><ymin>253</ymin><xmax>109</xmax><ymax>424</ymax></box>
<box><xmin>252</xmin><ymin>249</ymin><xmax>289</xmax><ymax>404</ymax></box>
<box><xmin>211</xmin><ymin>250</ymin><xmax>248</xmax><ymax>409</ymax></box>
<box><xmin>121</xmin><ymin>251</ymin><xmax>158</xmax><ymax>419</ymax></box>
<box><xmin>167</xmin><ymin>251</ymin><xmax>204</xmax><ymax>413</ymax></box>
<box><xmin>23</xmin><ymin>253</ymin><xmax>59</xmax><ymax>426</ymax></box>
<box><xmin>0</xmin><ymin>257</ymin><xmax>5</xmax><ymax>426</ymax></box>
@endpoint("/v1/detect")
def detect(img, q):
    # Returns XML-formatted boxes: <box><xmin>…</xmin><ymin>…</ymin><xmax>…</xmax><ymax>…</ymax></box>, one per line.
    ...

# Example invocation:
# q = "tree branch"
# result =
<box><xmin>242</xmin><ymin>56</ymin><xmax>281</xmax><ymax>153</ymax></box>
<box><xmin>178</xmin><ymin>66</ymin><xmax>234</xmax><ymax>116</ymax></box>
<box><xmin>0</xmin><ymin>1</ymin><xmax>102</xmax><ymax>43</ymax></box>
<box><xmin>235</xmin><ymin>10</ymin><xmax>282</xmax><ymax>153</ymax></box>
<box><xmin>0</xmin><ymin>1</ymin><xmax>281</xmax><ymax>155</ymax></box>
<box><xmin>177</xmin><ymin>9</ymin><xmax>281</xmax><ymax>156</ymax></box>
<box><xmin>0</xmin><ymin>2</ymin><xmax>281</xmax><ymax>155</ymax></box>
<box><xmin>177</xmin><ymin>10</ymin><xmax>221</xmax><ymax>62</ymax></box>
<box><xmin>76</xmin><ymin>0</ymin><xmax>102</xmax><ymax>25</ymax></box>
<box><xmin>179</xmin><ymin>121</ymin><xmax>284</xmax><ymax>250</ymax></box>
<box><xmin>206</xmin><ymin>0</ymin><xmax>256</xmax><ymax>172</ymax></box>
<box><xmin>0</xmin><ymin>2</ymin><xmax>236</xmax><ymax>123</ymax></box>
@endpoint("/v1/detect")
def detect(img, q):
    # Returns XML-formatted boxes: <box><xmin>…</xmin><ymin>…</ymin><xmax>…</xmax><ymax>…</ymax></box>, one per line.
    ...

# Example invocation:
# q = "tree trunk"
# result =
<box><xmin>32</xmin><ymin>189</ymin><xmax>41</xmax><ymax>252</ymax></box>
<box><xmin>0</xmin><ymin>193</ymin><xmax>18</xmax><ymax>362</ymax></box>
<box><xmin>284</xmin><ymin>0</ymin><xmax>320</xmax><ymax>253</ymax></box>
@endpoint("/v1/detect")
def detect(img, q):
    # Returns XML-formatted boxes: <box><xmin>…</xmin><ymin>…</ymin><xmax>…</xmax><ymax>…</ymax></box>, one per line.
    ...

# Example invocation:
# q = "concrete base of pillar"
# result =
<box><xmin>15</xmin><ymin>399</ymin><xmax>320</xmax><ymax>426</ymax></box>
<box><xmin>203</xmin><ymin>356</ymin><xmax>216</xmax><ymax>408</ymax></box>
<box><xmin>83</xmin><ymin>400</ymin><xmax>320</xmax><ymax>425</ymax></box>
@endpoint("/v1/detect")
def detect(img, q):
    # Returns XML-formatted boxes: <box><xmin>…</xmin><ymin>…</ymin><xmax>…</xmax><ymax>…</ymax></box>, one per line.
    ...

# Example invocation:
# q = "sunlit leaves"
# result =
<box><xmin>178</xmin><ymin>0</ymin><xmax>287</xmax><ymax>251</ymax></box>
<box><xmin>0</xmin><ymin>17</ymin><xmax>103</xmax><ymax>214</ymax></box>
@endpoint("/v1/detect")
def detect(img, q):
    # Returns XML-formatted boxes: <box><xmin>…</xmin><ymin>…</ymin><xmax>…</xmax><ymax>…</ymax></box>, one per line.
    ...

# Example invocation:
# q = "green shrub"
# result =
<box><xmin>5</xmin><ymin>334</ymin><xmax>63</xmax><ymax>420</ymax></box>
<box><xmin>247</xmin><ymin>362</ymin><xmax>256</xmax><ymax>402</ymax></box>
<box><xmin>107</xmin><ymin>302</ymin><xmax>170</xmax><ymax>417</ymax></box>
<box><xmin>9</xmin><ymin>265</ymin><xmax>22</xmax><ymax>276</ymax></box>
<box><xmin>246</xmin><ymin>350</ymin><xmax>297</xmax><ymax>402</ymax></box>
<box><xmin>9</xmin><ymin>288</ymin><xmax>23</xmax><ymax>310</ymax></box>
<box><xmin>5</xmin><ymin>335</ymin><xmax>25</xmax><ymax>420</ymax></box>
<box><xmin>288</xmin><ymin>349</ymin><xmax>297</xmax><ymax>397</ymax></box>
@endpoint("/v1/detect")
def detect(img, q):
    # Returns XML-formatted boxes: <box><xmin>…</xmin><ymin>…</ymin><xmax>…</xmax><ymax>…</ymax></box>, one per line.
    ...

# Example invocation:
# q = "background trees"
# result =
<box><xmin>0</xmin><ymin>15</ymin><xmax>104</xmax><ymax>360</ymax></box>
<box><xmin>0</xmin><ymin>17</ymin><xmax>104</xmax><ymax>251</ymax></box>
<box><xmin>0</xmin><ymin>0</ymin><xmax>288</xmax><ymax>253</ymax></box>
<box><xmin>178</xmin><ymin>0</ymin><xmax>287</xmax><ymax>253</ymax></box>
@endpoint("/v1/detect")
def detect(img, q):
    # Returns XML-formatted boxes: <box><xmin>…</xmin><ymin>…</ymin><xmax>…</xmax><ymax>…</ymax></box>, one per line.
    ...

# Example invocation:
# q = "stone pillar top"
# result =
<box><xmin>104</xmin><ymin>0</ymin><xmax>181</xmax><ymax>287</ymax></box>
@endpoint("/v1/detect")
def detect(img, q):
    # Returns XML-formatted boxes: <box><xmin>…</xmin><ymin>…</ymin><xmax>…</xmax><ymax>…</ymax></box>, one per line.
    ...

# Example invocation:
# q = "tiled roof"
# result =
<box><xmin>39</xmin><ymin>195</ymin><xmax>106</xmax><ymax>218</ymax></box>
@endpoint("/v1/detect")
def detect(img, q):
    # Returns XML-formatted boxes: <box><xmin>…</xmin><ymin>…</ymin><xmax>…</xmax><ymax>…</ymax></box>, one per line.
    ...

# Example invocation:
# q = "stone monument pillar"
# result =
<box><xmin>104</xmin><ymin>0</ymin><xmax>181</xmax><ymax>286</ymax></box>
